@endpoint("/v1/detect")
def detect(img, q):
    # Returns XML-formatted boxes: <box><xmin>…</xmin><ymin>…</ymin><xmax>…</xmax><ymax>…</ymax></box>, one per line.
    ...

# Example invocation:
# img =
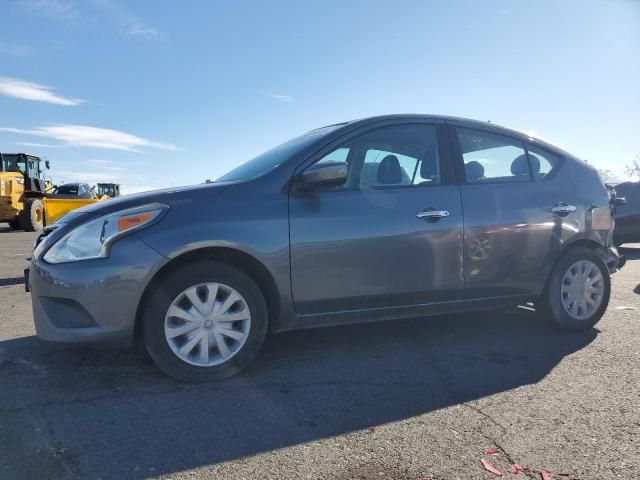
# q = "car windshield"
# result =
<box><xmin>55</xmin><ymin>185</ymin><xmax>79</xmax><ymax>195</ymax></box>
<box><xmin>217</xmin><ymin>125</ymin><xmax>344</xmax><ymax>182</ymax></box>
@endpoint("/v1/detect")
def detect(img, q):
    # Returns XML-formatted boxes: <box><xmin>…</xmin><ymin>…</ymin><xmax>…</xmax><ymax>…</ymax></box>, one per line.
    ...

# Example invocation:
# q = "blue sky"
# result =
<box><xmin>1</xmin><ymin>0</ymin><xmax>638</xmax><ymax>193</ymax></box>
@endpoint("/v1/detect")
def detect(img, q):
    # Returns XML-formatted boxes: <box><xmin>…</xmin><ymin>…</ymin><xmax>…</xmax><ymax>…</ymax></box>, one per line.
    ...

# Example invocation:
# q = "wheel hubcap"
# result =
<box><xmin>560</xmin><ymin>260</ymin><xmax>604</xmax><ymax>320</ymax></box>
<box><xmin>164</xmin><ymin>282</ymin><xmax>251</xmax><ymax>367</ymax></box>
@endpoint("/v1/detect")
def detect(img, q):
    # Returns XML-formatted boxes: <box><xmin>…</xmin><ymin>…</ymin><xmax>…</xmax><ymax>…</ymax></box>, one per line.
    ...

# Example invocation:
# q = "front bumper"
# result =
<box><xmin>603</xmin><ymin>246</ymin><xmax>625</xmax><ymax>274</ymax></box>
<box><xmin>28</xmin><ymin>236</ymin><xmax>168</xmax><ymax>346</ymax></box>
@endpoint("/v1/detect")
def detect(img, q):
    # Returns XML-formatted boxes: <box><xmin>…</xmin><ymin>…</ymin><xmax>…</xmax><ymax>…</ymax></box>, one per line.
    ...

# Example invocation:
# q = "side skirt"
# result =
<box><xmin>289</xmin><ymin>294</ymin><xmax>533</xmax><ymax>331</ymax></box>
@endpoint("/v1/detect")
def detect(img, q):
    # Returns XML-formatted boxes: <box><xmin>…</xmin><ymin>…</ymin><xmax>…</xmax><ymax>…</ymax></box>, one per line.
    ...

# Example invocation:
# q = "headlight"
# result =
<box><xmin>15</xmin><ymin>177</ymin><xmax>24</xmax><ymax>184</ymax></box>
<box><xmin>43</xmin><ymin>203</ymin><xmax>168</xmax><ymax>263</ymax></box>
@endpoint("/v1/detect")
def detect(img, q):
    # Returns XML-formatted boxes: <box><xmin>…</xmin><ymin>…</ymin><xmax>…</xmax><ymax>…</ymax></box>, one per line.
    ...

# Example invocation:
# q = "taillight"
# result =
<box><xmin>592</xmin><ymin>206</ymin><xmax>612</xmax><ymax>230</ymax></box>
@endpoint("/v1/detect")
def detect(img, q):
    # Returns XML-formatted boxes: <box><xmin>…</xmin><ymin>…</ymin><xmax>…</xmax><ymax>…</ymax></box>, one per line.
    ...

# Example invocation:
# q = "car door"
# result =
<box><xmin>613</xmin><ymin>182</ymin><xmax>640</xmax><ymax>243</ymax></box>
<box><xmin>452</xmin><ymin>126</ymin><xmax>566</xmax><ymax>299</ymax></box>
<box><xmin>288</xmin><ymin>122</ymin><xmax>464</xmax><ymax>320</ymax></box>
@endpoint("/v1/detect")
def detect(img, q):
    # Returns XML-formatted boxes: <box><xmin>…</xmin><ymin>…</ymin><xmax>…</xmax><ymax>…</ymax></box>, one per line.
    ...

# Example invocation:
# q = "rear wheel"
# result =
<box><xmin>537</xmin><ymin>247</ymin><xmax>610</xmax><ymax>331</ymax></box>
<box><xmin>20</xmin><ymin>198</ymin><xmax>45</xmax><ymax>232</ymax></box>
<box><xmin>143</xmin><ymin>260</ymin><xmax>268</xmax><ymax>381</ymax></box>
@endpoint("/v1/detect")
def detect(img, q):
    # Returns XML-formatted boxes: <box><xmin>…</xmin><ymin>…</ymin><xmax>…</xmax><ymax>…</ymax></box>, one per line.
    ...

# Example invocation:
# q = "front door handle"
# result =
<box><xmin>416</xmin><ymin>209</ymin><xmax>450</xmax><ymax>221</ymax></box>
<box><xmin>550</xmin><ymin>203</ymin><xmax>577</xmax><ymax>216</ymax></box>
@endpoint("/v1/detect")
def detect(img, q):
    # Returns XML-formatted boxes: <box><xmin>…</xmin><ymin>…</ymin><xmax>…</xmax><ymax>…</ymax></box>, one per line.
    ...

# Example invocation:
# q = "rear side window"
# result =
<box><xmin>457</xmin><ymin>128</ymin><xmax>530</xmax><ymax>183</ymax></box>
<box><xmin>527</xmin><ymin>145</ymin><xmax>560</xmax><ymax>179</ymax></box>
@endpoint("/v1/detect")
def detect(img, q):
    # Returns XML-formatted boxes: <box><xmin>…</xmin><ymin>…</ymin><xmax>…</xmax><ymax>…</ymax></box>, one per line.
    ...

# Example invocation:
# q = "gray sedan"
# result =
<box><xmin>27</xmin><ymin>115</ymin><xmax>623</xmax><ymax>381</ymax></box>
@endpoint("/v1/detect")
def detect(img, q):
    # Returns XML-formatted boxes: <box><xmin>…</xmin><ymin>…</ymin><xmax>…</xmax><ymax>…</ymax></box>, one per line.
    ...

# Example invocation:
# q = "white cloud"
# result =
<box><xmin>22</xmin><ymin>0</ymin><xmax>159</xmax><ymax>40</ymax></box>
<box><xmin>0</xmin><ymin>43</ymin><xmax>33</xmax><ymax>57</ymax></box>
<box><xmin>269</xmin><ymin>93</ymin><xmax>293</xmax><ymax>102</ymax></box>
<box><xmin>87</xmin><ymin>159</ymin><xmax>116</xmax><ymax>165</ymax></box>
<box><xmin>23</xmin><ymin>0</ymin><xmax>79</xmax><ymax>21</ymax></box>
<box><xmin>15</xmin><ymin>142</ymin><xmax>66</xmax><ymax>148</ymax></box>
<box><xmin>0</xmin><ymin>77</ymin><xmax>81</xmax><ymax>106</ymax></box>
<box><xmin>0</xmin><ymin>124</ymin><xmax>178</xmax><ymax>152</ymax></box>
<box><xmin>129</xmin><ymin>24</ymin><xmax>158</xmax><ymax>39</ymax></box>
<box><xmin>55</xmin><ymin>170</ymin><xmax>120</xmax><ymax>184</ymax></box>
<box><xmin>92</xmin><ymin>0</ymin><xmax>160</xmax><ymax>39</ymax></box>
<box><xmin>86</xmin><ymin>160</ymin><xmax>124</xmax><ymax>172</ymax></box>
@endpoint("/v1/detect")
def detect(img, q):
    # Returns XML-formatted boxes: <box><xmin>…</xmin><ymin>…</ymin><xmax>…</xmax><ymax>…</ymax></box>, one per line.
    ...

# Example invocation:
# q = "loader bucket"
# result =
<box><xmin>43</xmin><ymin>197</ymin><xmax>102</xmax><ymax>225</ymax></box>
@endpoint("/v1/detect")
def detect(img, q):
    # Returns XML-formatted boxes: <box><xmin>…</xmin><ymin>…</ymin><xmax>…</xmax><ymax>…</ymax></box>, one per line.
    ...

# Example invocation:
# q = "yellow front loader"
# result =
<box><xmin>42</xmin><ymin>183</ymin><xmax>121</xmax><ymax>225</ymax></box>
<box><xmin>0</xmin><ymin>153</ymin><xmax>52</xmax><ymax>231</ymax></box>
<box><xmin>43</xmin><ymin>197</ymin><xmax>100</xmax><ymax>225</ymax></box>
<box><xmin>1</xmin><ymin>152</ymin><xmax>120</xmax><ymax>232</ymax></box>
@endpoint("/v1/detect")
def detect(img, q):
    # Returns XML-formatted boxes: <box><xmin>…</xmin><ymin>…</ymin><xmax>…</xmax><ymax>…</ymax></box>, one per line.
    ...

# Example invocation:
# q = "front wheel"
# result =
<box><xmin>537</xmin><ymin>247</ymin><xmax>610</xmax><ymax>331</ymax></box>
<box><xmin>143</xmin><ymin>260</ymin><xmax>268</xmax><ymax>381</ymax></box>
<box><xmin>20</xmin><ymin>198</ymin><xmax>45</xmax><ymax>232</ymax></box>
<box><xmin>7</xmin><ymin>219</ymin><xmax>21</xmax><ymax>230</ymax></box>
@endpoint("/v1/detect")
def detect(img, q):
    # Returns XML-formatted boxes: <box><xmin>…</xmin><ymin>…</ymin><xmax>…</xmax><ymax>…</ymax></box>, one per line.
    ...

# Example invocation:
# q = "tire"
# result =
<box><xmin>537</xmin><ymin>247</ymin><xmax>610</xmax><ymax>331</ymax></box>
<box><xmin>19</xmin><ymin>198</ymin><xmax>45</xmax><ymax>232</ymax></box>
<box><xmin>7</xmin><ymin>219</ymin><xmax>20</xmax><ymax>230</ymax></box>
<box><xmin>143</xmin><ymin>260</ymin><xmax>268</xmax><ymax>381</ymax></box>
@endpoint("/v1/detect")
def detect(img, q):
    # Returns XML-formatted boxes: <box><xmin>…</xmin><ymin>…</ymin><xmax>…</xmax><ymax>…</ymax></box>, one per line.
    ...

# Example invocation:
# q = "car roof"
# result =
<box><xmin>615</xmin><ymin>181</ymin><xmax>639</xmax><ymax>189</ymax></box>
<box><xmin>321</xmin><ymin>114</ymin><xmax>573</xmax><ymax>158</ymax></box>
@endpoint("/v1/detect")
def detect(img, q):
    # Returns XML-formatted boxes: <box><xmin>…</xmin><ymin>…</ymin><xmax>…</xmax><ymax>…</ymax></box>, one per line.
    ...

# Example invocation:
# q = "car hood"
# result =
<box><xmin>55</xmin><ymin>182</ymin><xmax>234</xmax><ymax>225</ymax></box>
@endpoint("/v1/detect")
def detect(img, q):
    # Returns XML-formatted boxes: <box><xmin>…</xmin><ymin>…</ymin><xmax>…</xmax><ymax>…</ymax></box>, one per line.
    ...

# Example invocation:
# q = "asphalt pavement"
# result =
<box><xmin>1</xmin><ymin>224</ymin><xmax>638</xmax><ymax>479</ymax></box>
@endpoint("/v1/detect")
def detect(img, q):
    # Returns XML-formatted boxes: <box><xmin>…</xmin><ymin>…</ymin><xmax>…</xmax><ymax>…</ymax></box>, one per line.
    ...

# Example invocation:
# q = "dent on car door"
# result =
<box><xmin>454</xmin><ymin>127</ymin><xmax>570</xmax><ymax>298</ymax></box>
<box><xmin>288</xmin><ymin>123</ymin><xmax>464</xmax><ymax>321</ymax></box>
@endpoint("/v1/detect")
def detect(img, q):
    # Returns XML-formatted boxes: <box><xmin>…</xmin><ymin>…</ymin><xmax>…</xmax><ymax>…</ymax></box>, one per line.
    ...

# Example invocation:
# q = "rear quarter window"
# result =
<box><xmin>526</xmin><ymin>145</ymin><xmax>561</xmax><ymax>180</ymax></box>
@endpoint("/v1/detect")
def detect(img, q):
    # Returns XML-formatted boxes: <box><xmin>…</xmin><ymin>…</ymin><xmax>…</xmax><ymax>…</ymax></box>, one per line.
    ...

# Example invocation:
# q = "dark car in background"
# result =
<box><xmin>51</xmin><ymin>183</ymin><xmax>96</xmax><ymax>199</ymax></box>
<box><xmin>27</xmin><ymin>115</ymin><xmax>623</xmax><ymax>381</ymax></box>
<box><xmin>612</xmin><ymin>181</ymin><xmax>640</xmax><ymax>246</ymax></box>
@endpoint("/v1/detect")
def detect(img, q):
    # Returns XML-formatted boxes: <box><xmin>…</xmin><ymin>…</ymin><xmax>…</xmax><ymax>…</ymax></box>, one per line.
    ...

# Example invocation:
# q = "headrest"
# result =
<box><xmin>377</xmin><ymin>155</ymin><xmax>402</xmax><ymax>184</ymax></box>
<box><xmin>465</xmin><ymin>161</ymin><xmax>485</xmax><ymax>182</ymax></box>
<box><xmin>511</xmin><ymin>154</ymin><xmax>531</xmax><ymax>176</ymax></box>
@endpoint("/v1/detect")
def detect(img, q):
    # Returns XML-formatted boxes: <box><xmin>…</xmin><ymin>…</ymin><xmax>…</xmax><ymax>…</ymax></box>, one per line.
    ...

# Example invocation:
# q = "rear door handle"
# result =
<box><xmin>416</xmin><ymin>209</ymin><xmax>450</xmax><ymax>220</ymax></box>
<box><xmin>550</xmin><ymin>203</ymin><xmax>576</xmax><ymax>216</ymax></box>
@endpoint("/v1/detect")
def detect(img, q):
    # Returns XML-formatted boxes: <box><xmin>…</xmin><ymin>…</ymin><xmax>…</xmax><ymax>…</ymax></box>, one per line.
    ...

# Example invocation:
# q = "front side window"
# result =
<box><xmin>313</xmin><ymin>124</ymin><xmax>441</xmax><ymax>189</ymax></box>
<box><xmin>457</xmin><ymin>128</ymin><xmax>530</xmax><ymax>183</ymax></box>
<box><xmin>26</xmin><ymin>157</ymin><xmax>40</xmax><ymax>178</ymax></box>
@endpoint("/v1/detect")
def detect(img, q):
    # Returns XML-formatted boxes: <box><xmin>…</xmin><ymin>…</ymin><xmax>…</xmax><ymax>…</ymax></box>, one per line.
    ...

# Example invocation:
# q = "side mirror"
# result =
<box><xmin>298</xmin><ymin>161</ymin><xmax>348</xmax><ymax>189</ymax></box>
<box><xmin>45</xmin><ymin>160</ymin><xmax>50</xmax><ymax>170</ymax></box>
